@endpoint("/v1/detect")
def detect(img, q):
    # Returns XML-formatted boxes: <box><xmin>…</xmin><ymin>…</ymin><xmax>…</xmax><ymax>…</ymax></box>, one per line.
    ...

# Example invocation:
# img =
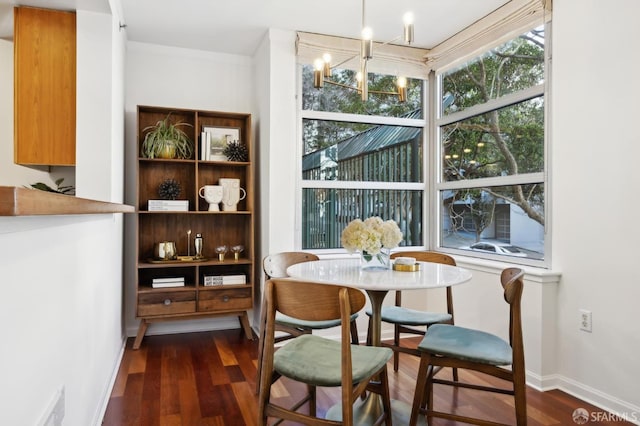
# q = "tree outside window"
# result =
<box><xmin>438</xmin><ymin>26</ymin><xmax>546</xmax><ymax>262</ymax></box>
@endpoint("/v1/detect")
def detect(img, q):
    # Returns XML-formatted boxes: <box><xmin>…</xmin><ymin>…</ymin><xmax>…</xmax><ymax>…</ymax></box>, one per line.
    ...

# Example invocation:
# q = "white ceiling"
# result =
<box><xmin>0</xmin><ymin>0</ymin><xmax>510</xmax><ymax>55</ymax></box>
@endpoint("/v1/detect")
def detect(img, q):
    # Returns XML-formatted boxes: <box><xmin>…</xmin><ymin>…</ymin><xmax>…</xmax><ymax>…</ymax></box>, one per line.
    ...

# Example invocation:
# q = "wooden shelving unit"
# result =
<box><xmin>134</xmin><ymin>105</ymin><xmax>254</xmax><ymax>349</ymax></box>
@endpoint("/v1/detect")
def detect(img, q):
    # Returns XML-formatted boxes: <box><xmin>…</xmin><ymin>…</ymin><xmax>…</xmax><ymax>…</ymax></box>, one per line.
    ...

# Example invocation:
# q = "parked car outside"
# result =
<box><xmin>461</xmin><ymin>242</ymin><xmax>528</xmax><ymax>257</ymax></box>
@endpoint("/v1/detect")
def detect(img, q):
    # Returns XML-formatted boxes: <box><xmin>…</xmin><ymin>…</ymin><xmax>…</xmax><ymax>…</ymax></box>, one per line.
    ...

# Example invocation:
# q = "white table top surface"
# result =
<box><xmin>286</xmin><ymin>258</ymin><xmax>472</xmax><ymax>291</ymax></box>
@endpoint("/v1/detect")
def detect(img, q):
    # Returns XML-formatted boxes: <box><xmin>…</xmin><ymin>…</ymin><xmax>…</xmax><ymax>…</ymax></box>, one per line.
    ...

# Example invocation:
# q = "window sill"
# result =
<box><xmin>0</xmin><ymin>186</ymin><xmax>135</xmax><ymax>216</ymax></box>
<box><xmin>452</xmin><ymin>255</ymin><xmax>561</xmax><ymax>284</ymax></box>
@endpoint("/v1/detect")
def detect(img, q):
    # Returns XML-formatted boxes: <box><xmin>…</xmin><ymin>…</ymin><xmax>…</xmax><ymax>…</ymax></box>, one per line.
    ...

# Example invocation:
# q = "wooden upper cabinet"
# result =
<box><xmin>14</xmin><ymin>7</ymin><xmax>76</xmax><ymax>166</ymax></box>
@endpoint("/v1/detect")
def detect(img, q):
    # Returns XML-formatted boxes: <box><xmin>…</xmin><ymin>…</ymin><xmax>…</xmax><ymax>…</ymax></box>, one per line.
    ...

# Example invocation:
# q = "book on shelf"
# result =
<box><xmin>201</xmin><ymin>131</ymin><xmax>210</xmax><ymax>161</ymax></box>
<box><xmin>148</xmin><ymin>199</ymin><xmax>189</xmax><ymax>211</ymax></box>
<box><xmin>152</xmin><ymin>277</ymin><xmax>185</xmax><ymax>288</ymax></box>
<box><xmin>153</xmin><ymin>277</ymin><xmax>185</xmax><ymax>283</ymax></box>
<box><xmin>203</xmin><ymin>274</ymin><xmax>246</xmax><ymax>287</ymax></box>
<box><xmin>152</xmin><ymin>282</ymin><xmax>185</xmax><ymax>288</ymax></box>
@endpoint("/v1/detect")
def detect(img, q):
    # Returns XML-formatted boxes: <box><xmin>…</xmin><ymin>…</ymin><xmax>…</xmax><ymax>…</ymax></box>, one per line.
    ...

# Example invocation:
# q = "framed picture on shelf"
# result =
<box><xmin>202</xmin><ymin>126</ymin><xmax>240</xmax><ymax>161</ymax></box>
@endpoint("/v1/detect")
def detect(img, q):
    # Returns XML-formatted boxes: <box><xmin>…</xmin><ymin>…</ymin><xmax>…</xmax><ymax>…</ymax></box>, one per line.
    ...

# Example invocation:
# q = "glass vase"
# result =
<box><xmin>360</xmin><ymin>248</ymin><xmax>391</xmax><ymax>271</ymax></box>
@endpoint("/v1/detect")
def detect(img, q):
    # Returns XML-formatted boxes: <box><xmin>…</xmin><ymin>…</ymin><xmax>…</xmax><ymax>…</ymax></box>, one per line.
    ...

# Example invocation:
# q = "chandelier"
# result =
<box><xmin>312</xmin><ymin>0</ymin><xmax>414</xmax><ymax>102</ymax></box>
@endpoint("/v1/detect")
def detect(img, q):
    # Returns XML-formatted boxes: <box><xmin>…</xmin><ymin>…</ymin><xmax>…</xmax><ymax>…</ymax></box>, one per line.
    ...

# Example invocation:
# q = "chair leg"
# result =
<box><xmin>366</xmin><ymin>316</ymin><xmax>372</xmax><ymax>345</ymax></box>
<box><xmin>513</xmin><ymin>368</ymin><xmax>528</xmax><ymax>425</ymax></box>
<box><xmin>426</xmin><ymin>362</ymin><xmax>435</xmax><ymax>426</ymax></box>
<box><xmin>379</xmin><ymin>367</ymin><xmax>393</xmax><ymax>426</ymax></box>
<box><xmin>255</xmin><ymin>300</ymin><xmax>268</xmax><ymax>394</ymax></box>
<box><xmin>393</xmin><ymin>324</ymin><xmax>401</xmax><ymax>371</ymax></box>
<box><xmin>350</xmin><ymin>319</ymin><xmax>359</xmax><ymax>344</ymax></box>
<box><xmin>308</xmin><ymin>384</ymin><xmax>317</xmax><ymax>417</ymax></box>
<box><xmin>410</xmin><ymin>353</ymin><xmax>431</xmax><ymax>426</ymax></box>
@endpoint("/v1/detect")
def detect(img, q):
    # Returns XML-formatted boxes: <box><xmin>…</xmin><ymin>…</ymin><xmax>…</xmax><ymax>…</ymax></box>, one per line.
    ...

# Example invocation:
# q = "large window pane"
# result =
<box><xmin>441</xmin><ymin>26</ymin><xmax>545</xmax><ymax>115</ymax></box>
<box><xmin>302</xmin><ymin>188</ymin><xmax>423</xmax><ymax>249</ymax></box>
<box><xmin>303</xmin><ymin>120</ymin><xmax>423</xmax><ymax>182</ymax></box>
<box><xmin>440</xmin><ymin>184</ymin><xmax>544</xmax><ymax>260</ymax></box>
<box><xmin>302</xmin><ymin>65</ymin><xmax>423</xmax><ymax>117</ymax></box>
<box><xmin>441</xmin><ymin>97</ymin><xmax>544</xmax><ymax>181</ymax></box>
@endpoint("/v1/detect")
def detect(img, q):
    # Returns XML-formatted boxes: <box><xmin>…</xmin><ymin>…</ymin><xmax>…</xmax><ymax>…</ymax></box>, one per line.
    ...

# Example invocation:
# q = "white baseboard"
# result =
<box><xmin>553</xmin><ymin>375</ymin><xmax>640</xmax><ymax>425</ymax></box>
<box><xmin>93</xmin><ymin>337</ymin><xmax>127</xmax><ymax>426</ymax></box>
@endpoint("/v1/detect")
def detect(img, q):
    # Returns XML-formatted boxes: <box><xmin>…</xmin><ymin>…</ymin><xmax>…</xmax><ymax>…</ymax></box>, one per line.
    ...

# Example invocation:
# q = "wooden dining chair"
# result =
<box><xmin>366</xmin><ymin>251</ymin><xmax>456</xmax><ymax>372</ymax></box>
<box><xmin>256</xmin><ymin>252</ymin><xmax>360</xmax><ymax>394</ymax></box>
<box><xmin>258</xmin><ymin>278</ymin><xmax>393</xmax><ymax>426</ymax></box>
<box><xmin>409</xmin><ymin>267</ymin><xmax>527</xmax><ymax>426</ymax></box>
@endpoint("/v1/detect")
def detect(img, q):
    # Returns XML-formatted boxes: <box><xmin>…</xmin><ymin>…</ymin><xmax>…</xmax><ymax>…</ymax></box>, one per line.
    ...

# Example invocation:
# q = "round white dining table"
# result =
<box><xmin>286</xmin><ymin>257</ymin><xmax>473</xmax><ymax>425</ymax></box>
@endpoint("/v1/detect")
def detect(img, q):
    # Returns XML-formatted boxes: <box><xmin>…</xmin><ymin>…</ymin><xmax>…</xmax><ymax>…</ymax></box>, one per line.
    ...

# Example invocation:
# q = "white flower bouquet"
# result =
<box><xmin>341</xmin><ymin>216</ymin><xmax>403</xmax><ymax>256</ymax></box>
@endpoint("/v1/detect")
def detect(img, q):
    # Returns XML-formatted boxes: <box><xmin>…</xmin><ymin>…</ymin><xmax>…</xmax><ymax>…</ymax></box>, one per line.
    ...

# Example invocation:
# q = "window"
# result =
<box><xmin>300</xmin><ymin>65</ymin><xmax>426</xmax><ymax>250</ymax></box>
<box><xmin>436</xmin><ymin>26</ymin><xmax>546</xmax><ymax>264</ymax></box>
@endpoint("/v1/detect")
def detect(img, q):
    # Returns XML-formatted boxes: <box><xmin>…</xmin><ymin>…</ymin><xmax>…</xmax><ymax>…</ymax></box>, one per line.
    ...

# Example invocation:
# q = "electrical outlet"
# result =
<box><xmin>580</xmin><ymin>309</ymin><xmax>592</xmax><ymax>332</ymax></box>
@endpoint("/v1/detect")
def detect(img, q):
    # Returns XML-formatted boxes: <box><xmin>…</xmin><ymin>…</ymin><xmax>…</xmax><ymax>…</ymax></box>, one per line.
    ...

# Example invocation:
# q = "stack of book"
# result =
<box><xmin>152</xmin><ymin>277</ymin><xmax>185</xmax><ymax>288</ymax></box>
<box><xmin>148</xmin><ymin>199</ymin><xmax>189</xmax><ymax>212</ymax></box>
<box><xmin>203</xmin><ymin>274</ymin><xmax>246</xmax><ymax>286</ymax></box>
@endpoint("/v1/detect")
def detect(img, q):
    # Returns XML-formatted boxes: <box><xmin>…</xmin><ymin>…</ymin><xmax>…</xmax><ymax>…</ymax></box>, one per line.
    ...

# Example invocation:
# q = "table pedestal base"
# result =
<box><xmin>325</xmin><ymin>394</ymin><xmax>425</xmax><ymax>426</ymax></box>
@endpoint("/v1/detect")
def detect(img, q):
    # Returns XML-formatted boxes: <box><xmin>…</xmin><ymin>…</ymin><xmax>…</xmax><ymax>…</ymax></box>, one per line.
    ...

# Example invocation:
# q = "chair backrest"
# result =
<box><xmin>391</xmin><ymin>250</ymin><xmax>456</xmax><ymax>266</ymax></box>
<box><xmin>390</xmin><ymin>251</ymin><xmax>456</xmax><ymax>315</ymax></box>
<box><xmin>500</xmin><ymin>267</ymin><xmax>525</xmax><ymax>367</ymax></box>
<box><xmin>261</xmin><ymin>278</ymin><xmax>366</xmax><ymax>390</ymax></box>
<box><xmin>263</xmin><ymin>251</ymin><xmax>319</xmax><ymax>279</ymax></box>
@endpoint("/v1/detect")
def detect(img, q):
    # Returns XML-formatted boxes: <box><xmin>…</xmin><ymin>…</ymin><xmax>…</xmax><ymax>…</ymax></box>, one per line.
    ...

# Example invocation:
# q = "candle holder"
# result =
<box><xmin>231</xmin><ymin>245</ymin><xmax>244</xmax><ymax>261</ymax></box>
<box><xmin>194</xmin><ymin>233</ymin><xmax>204</xmax><ymax>259</ymax></box>
<box><xmin>215</xmin><ymin>245</ymin><xmax>228</xmax><ymax>261</ymax></box>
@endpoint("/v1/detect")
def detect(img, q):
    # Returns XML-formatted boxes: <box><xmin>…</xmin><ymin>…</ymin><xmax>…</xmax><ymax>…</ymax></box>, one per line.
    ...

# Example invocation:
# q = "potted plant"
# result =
<box><xmin>141</xmin><ymin>114</ymin><xmax>194</xmax><ymax>159</ymax></box>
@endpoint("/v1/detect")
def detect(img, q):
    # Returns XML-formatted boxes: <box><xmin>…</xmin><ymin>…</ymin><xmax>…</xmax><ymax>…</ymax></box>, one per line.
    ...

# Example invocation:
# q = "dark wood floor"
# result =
<box><xmin>103</xmin><ymin>329</ymin><xmax>631</xmax><ymax>425</ymax></box>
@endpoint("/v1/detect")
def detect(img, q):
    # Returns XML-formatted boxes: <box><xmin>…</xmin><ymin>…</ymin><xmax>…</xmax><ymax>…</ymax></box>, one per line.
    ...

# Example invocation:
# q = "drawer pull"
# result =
<box><xmin>164</xmin><ymin>299</ymin><xmax>172</xmax><ymax>306</ymax></box>
<box><xmin>223</xmin><ymin>296</ymin><xmax>230</xmax><ymax>302</ymax></box>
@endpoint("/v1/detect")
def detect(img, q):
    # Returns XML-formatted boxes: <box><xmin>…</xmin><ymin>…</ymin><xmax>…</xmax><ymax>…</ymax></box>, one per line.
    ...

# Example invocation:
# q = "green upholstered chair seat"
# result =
<box><xmin>365</xmin><ymin>306</ymin><xmax>452</xmax><ymax>326</ymax></box>
<box><xmin>276</xmin><ymin>312</ymin><xmax>359</xmax><ymax>330</ymax></box>
<box><xmin>274</xmin><ymin>334</ymin><xmax>393</xmax><ymax>387</ymax></box>
<box><xmin>418</xmin><ymin>324</ymin><xmax>512</xmax><ymax>366</ymax></box>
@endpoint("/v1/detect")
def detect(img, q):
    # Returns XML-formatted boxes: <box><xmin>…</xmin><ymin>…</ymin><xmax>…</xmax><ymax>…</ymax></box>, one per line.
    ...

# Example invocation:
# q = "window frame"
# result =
<box><xmin>296</xmin><ymin>64</ymin><xmax>428</xmax><ymax>254</ymax></box>
<box><xmin>430</xmin><ymin>22</ymin><xmax>550</xmax><ymax>268</ymax></box>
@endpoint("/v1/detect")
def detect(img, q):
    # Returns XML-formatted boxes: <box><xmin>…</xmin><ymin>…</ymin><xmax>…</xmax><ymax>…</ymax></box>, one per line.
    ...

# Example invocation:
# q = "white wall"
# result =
<box><xmin>253</xmin><ymin>28</ymin><xmax>298</xmax><ymax>325</ymax></box>
<box><xmin>550</xmin><ymin>0</ymin><xmax>640</xmax><ymax>417</ymax></box>
<box><xmin>123</xmin><ymin>42</ymin><xmax>254</xmax><ymax>337</ymax></box>
<box><xmin>0</xmin><ymin>6</ymin><xmax>128</xmax><ymax>426</ymax></box>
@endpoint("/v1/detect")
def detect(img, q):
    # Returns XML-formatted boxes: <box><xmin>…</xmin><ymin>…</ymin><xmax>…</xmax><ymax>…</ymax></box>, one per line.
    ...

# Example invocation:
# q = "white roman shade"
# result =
<box><xmin>296</xmin><ymin>0</ymin><xmax>551</xmax><ymax>77</ymax></box>
<box><xmin>426</xmin><ymin>0</ymin><xmax>552</xmax><ymax>73</ymax></box>
<box><xmin>296</xmin><ymin>31</ymin><xmax>429</xmax><ymax>80</ymax></box>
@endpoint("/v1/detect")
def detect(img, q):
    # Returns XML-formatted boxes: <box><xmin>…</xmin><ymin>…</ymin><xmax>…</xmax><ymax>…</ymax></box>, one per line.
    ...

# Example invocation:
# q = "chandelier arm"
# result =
<box><xmin>332</xmin><ymin>54</ymin><xmax>359</xmax><ymax>70</ymax></box>
<box><xmin>322</xmin><ymin>79</ymin><xmax>400</xmax><ymax>97</ymax></box>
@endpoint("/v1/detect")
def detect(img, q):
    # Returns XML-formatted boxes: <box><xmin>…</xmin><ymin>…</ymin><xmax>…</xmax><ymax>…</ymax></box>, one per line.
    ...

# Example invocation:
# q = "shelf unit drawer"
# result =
<box><xmin>198</xmin><ymin>287</ymin><xmax>252</xmax><ymax>312</ymax></box>
<box><xmin>138</xmin><ymin>291</ymin><xmax>196</xmax><ymax>316</ymax></box>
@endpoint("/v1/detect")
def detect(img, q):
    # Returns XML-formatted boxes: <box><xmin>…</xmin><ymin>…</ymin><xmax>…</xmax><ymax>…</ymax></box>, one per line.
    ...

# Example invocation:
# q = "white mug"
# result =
<box><xmin>199</xmin><ymin>185</ymin><xmax>224</xmax><ymax>211</ymax></box>
<box><xmin>219</xmin><ymin>178</ymin><xmax>246</xmax><ymax>211</ymax></box>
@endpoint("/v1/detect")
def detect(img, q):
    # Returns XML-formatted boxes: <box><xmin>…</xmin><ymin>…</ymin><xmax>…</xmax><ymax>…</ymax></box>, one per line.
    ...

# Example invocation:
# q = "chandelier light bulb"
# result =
<box><xmin>361</xmin><ymin>26</ymin><xmax>373</xmax><ymax>60</ymax></box>
<box><xmin>313</xmin><ymin>58</ymin><xmax>324</xmax><ymax>88</ymax></box>
<box><xmin>396</xmin><ymin>76</ymin><xmax>408</xmax><ymax>102</ymax></box>
<box><xmin>322</xmin><ymin>53</ymin><xmax>332</xmax><ymax>77</ymax></box>
<box><xmin>403</xmin><ymin>12</ymin><xmax>414</xmax><ymax>25</ymax></box>
<box><xmin>403</xmin><ymin>12</ymin><xmax>414</xmax><ymax>44</ymax></box>
<box><xmin>361</xmin><ymin>26</ymin><xmax>373</xmax><ymax>40</ymax></box>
